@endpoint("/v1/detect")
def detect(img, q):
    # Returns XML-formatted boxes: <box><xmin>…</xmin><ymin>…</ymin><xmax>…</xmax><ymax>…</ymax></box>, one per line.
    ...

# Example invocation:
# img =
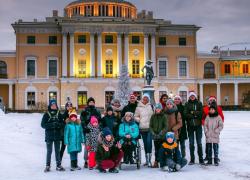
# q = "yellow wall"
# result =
<box><xmin>0</xmin><ymin>56</ymin><xmax>16</xmax><ymax>79</ymax></box>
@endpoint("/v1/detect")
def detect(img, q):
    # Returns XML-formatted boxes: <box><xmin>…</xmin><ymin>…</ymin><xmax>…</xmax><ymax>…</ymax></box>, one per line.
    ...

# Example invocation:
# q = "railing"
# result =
<box><xmin>0</xmin><ymin>74</ymin><xmax>8</xmax><ymax>79</ymax></box>
<box><xmin>203</xmin><ymin>74</ymin><xmax>216</xmax><ymax>79</ymax></box>
<box><xmin>219</xmin><ymin>74</ymin><xmax>250</xmax><ymax>79</ymax></box>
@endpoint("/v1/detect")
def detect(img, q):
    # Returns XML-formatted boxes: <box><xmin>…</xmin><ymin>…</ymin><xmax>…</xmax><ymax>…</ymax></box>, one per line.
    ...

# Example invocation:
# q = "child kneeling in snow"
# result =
<box><xmin>64</xmin><ymin>109</ymin><xmax>85</xmax><ymax>171</ymax></box>
<box><xmin>159</xmin><ymin>132</ymin><xmax>187</xmax><ymax>172</ymax></box>
<box><xmin>96</xmin><ymin>127</ymin><xmax>124</xmax><ymax>173</ymax></box>
<box><xmin>204</xmin><ymin>103</ymin><xmax>223</xmax><ymax>166</ymax></box>
<box><xmin>85</xmin><ymin>116</ymin><xmax>101</xmax><ymax>170</ymax></box>
<box><xmin>119</xmin><ymin>112</ymin><xmax>139</xmax><ymax>164</ymax></box>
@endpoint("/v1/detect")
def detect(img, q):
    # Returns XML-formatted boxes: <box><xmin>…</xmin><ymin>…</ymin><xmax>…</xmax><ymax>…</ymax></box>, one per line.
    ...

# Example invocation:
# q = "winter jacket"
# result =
<box><xmin>159</xmin><ymin>141</ymin><xmax>182</xmax><ymax>168</ymax></box>
<box><xmin>95</xmin><ymin>134</ymin><xmax>121</xmax><ymax>164</ymax></box>
<box><xmin>184</xmin><ymin>99</ymin><xmax>203</xmax><ymax>127</ymax></box>
<box><xmin>121</xmin><ymin>101</ymin><xmax>138</xmax><ymax>117</ymax></box>
<box><xmin>101</xmin><ymin>114</ymin><xmax>117</xmax><ymax>134</ymax></box>
<box><xmin>112</xmin><ymin>105</ymin><xmax>123</xmax><ymax>136</ymax></box>
<box><xmin>41</xmin><ymin>109</ymin><xmax>64</xmax><ymax>142</ymax></box>
<box><xmin>202</xmin><ymin>105</ymin><xmax>224</xmax><ymax>125</ymax></box>
<box><xmin>64</xmin><ymin>119</ymin><xmax>85</xmax><ymax>153</ymax></box>
<box><xmin>85</xmin><ymin>123</ymin><xmax>101</xmax><ymax>152</ymax></box>
<box><xmin>204</xmin><ymin>114</ymin><xmax>224</xmax><ymax>144</ymax></box>
<box><xmin>80</xmin><ymin>106</ymin><xmax>101</xmax><ymax>134</ymax></box>
<box><xmin>166</xmin><ymin>107</ymin><xmax>182</xmax><ymax>140</ymax></box>
<box><xmin>118</xmin><ymin>118</ymin><xmax>139</xmax><ymax>145</ymax></box>
<box><xmin>149</xmin><ymin>112</ymin><xmax>168</xmax><ymax>140</ymax></box>
<box><xmin>176</xmin><ymin>104</ymin><xmax>188</xmax><ymax>140</ymax></box>
<box><xmin>134</xmin><ymin>101</ymin><xmax>154</xmax><ymax>130</ymax></box>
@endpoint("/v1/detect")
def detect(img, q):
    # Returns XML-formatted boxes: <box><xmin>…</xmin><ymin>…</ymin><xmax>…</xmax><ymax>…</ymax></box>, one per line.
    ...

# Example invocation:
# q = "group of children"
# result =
<box><xmin>41</xmin><ymin>92</ymin><xmax>224</xmax><ymax>173</ymax></box>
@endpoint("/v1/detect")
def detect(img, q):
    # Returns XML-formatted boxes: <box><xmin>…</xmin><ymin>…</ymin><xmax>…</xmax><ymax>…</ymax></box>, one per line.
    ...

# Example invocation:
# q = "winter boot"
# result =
<box><xmin>124</xmin><ymin>154</ymin><xmax>129</xmax><ymax>164</ymax></box>
<box><xmin>189</xmin><ymin>145</ymin><xmax>195</xmax><ymax>165</ymax></box>
<box><xmin>109</xmin><ymin>168</ymin><xmax>119</xmax><ymax>173</ymax></box>
<box><xmin>205</xmin><ymin>159</ymin><xmax>212</xmax><ymax>166</ymax></box>
<box><xmin>198</xmin><ymin>144</ymin><xmax>204</xmax><ymax>165</ymax></box>
<box><xmin>152</xmin><ymin>161</ymin><xmax>159</xmax><ymax>168</ymax></box>
<box><xmin>44</xmin><ymin>166</ymin><xmax>50</xmax><ymax>173</ymax></box>
<box><xmin>84</xmin><ymin>161</ymin><xmax>88</xmax><ymax>168</ymax></box>
<box><xmin>147</xmin><ymin>153</ymin><xmax>152</xmax><ymax>167</ymax></box>
<box><xmin>75</xmin><ymin>160</ymin><xmax>81</xmax><ymax>170</ymax></box>
<box><xmin>214</xmin><ymin>158</ymin><xmax>219</xmax><ymax>166</ymax></box>
<box><xmin>56</xmin><ymin>165</ymin><xmax>65</xmax><ymax>171</ymax></box>
<box><xmin>70</xmin><ymin>161</ymin><xmax>75</xmax><ymax>171</ymax></box>
<box><xmin>98</xmin><ymin>168</ymin><xmax>107</xmax><ymax>173</ymax></box>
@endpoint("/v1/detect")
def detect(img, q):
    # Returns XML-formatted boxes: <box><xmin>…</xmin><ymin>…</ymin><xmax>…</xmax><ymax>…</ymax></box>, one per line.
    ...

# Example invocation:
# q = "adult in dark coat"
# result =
<box><xmin>184</xmin><ymin>92</ymin><xmax>204</xmax><ymax>165</ymax></box>
<box><xmin>121</xmin><ymin>94</ymin><xmax>138</xmax><ymax>118</ymax></box>
<box><xmin>101</xmin><ymin>106</ymin><xmax>117</xmax><ymax>135</ymax></box>
<box><xmin>174</xmin><ymin>95</ymin><xmax>188</xmax><ymax>158</ymax></box>
<box><xmin>80</xmin><ymin>97</ymin><xmax>101</xmax><ymax>168</ymax></box>
<box><xmin>41</xmin><ymin>100</ymin><xmax>65</xmax><ymax>172</ymax></box>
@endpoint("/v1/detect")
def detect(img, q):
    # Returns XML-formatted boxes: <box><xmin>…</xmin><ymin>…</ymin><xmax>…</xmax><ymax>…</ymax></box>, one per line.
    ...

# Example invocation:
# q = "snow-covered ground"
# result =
<box><xmin>0</xmin><ymin>112</ymin><xmax>250</xmax><ymax>180</ymax></box>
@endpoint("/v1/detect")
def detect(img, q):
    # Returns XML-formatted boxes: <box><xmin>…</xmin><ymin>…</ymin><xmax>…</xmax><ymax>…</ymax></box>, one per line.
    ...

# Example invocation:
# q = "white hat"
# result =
<box><xmin>188</xmin><ymin>91</ymin><xmax>197</xmax><ymax>99</ymax></box>
<box><xmin>174</xmin><ymin>95</ymin><xmax>182</xmax><ymax>102</ymax></box>
<box><xmin>142</xmin><ymin>93</ymin><xmax>151</xmax><ymax>101</ymax></box>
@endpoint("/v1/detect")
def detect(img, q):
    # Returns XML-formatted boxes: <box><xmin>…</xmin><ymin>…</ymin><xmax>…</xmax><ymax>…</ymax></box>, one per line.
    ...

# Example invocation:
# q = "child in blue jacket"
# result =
<box><xmin>119</xmin><ymin>112</ymin><xmax>139</xmax><ymax>164</ymax></box>
<box><xmin>64</xmin><ymin>109</ymin><xmax>85</xmax><ymax>171</ymax></box>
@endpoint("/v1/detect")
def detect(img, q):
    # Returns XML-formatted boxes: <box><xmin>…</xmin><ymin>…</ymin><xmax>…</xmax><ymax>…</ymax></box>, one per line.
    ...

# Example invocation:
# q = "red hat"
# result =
<box><xmin>90</xmin><ymin>116</ymin><xmax>98</xmax><ymax>125</ymax></box>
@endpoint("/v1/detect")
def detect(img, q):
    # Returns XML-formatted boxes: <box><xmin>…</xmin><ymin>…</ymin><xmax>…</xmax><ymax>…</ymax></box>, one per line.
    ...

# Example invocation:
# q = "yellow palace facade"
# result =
<box><xmin>0</xmin><ymin>0</ymin><xmax>249</xmax><ymax>110</ymax></box>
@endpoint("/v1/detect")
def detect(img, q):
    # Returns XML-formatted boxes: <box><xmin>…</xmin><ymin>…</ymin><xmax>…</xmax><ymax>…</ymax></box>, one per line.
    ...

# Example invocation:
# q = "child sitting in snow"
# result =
<box><xmin>159</xmin><ymin>132</ymin><xmax>187</xmax><ymax>172</ymax></box>
<box><xmin>64</xmin><ymin>109</ymin><xmax>85</xmax><ymax>171</ymax></box>
<box><xmin>85</xmin><ymin>116</ymin><xmax>101</xmax><ymax>170</ymax></box>
<box><xmin>118</xmin><ymin>112</ymin><xmax>139</xmax><ymax>164</ymax></box>
<box><xmin>204</xmin><ymin>103</ymin><xmax>224</xmax><ymax>166</ymax></box>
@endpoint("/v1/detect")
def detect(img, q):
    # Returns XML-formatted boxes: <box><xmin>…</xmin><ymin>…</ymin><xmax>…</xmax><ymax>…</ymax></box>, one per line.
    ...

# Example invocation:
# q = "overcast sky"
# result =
<box><xmin>0</xmin><ymin>0</ymin><xmax>249</xmax><ymax>52</ymax></box>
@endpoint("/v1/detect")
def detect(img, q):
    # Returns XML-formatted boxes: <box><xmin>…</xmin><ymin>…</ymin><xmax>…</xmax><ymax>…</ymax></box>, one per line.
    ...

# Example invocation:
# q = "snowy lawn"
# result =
<box><xmin>0</xmin><ymin>111</ymin><xmax>250</xmax><ymax>180</ymax></box>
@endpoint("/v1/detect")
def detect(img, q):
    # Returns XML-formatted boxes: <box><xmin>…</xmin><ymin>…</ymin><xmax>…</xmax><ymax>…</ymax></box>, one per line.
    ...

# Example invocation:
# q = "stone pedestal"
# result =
<box><xmin>142</xmin><ymin>85</ymin><xmax>155</xmax><ymax>105</ymax></box>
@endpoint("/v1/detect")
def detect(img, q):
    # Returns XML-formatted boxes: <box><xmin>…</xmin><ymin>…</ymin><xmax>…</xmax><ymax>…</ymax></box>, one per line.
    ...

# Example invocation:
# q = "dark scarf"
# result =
<box><xmin>166</xmin><ymin>106</ymin><xmax>177</xmax><ymax>115</ymax></box>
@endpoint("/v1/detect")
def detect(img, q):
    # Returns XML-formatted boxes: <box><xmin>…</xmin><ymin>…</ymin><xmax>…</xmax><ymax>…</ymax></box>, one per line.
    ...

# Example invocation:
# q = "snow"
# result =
<box><xmin>0</xmin><ymin>112</ymin><xmax>250</xmax><ymax>180</ymax></box>
<box><xmin>220</xmin><ymin>42</ymin><xmax>250</xmax><ymax>51</ymax></box>
<box><xmin>0</xmin><ymin>109</ymin><xmax>4</xmax><ymax>116</ymax></box>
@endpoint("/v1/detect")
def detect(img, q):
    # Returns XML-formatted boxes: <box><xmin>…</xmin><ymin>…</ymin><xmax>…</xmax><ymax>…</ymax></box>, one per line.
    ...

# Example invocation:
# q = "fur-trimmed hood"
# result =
<box><xmin>66</xmin><ymin>118</ymin><xmax>81</xmax><ymax>125</ymax></box>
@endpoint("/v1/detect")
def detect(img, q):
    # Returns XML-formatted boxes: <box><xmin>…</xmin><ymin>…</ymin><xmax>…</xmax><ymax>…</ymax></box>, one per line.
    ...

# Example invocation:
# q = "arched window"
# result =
<box><xmin>204</xmin><ymin>62</ymin><xmax>215</xmax><ymax>78</ymax></box>
<box><xmin>0</xmin><ymin>61</ymin><xmax>7</xmax><ymax>78</ymax></box>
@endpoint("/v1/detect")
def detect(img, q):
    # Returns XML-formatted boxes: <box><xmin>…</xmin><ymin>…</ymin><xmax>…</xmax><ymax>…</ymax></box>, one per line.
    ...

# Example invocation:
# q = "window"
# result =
<box><xmin>132</xmin><ymin>36</ymin><xmax>140</xmax><ymax>44</ymax></box>
<box><xmin>243</xmin><ymin>64</ymin><xmax>249</xmax><ymax>74</ymax></box>
<box><xmin>179</xmin><ymin>60</ymin><xmax>187</xmax><ymax>77</ymax></box>
<box><xmin>106</xmin><ymin>60</ymin><xmax>113</xmax><ymax>75</ymax></box>
<box><xmin>49</xmin><ymin>60</ymin><xmax>57</xmax><ymax>76</ymax></box>
<box><xmin>78</xmin><ymin>91</ymin><xmax>87</xmax><ymax>109</ymax></box>
<box><xmin>204</xmin><ymin>62</ymin><xmax>215</xmax><ymax>78</ymax></box>
<box><xmin>133</xmin><ymin>91</ymin><xmax>142</xmax><ymax>101</ymax></box>
<box><xmin>179</xmin><ymin>91</ymin><xmax>187</xmax><ymax>104</ymax></box>
<box><xmin>179</xmin><ymin>37</ymin><xmax>186</xmax><ymax>46</ymax></box>
<box><xmin>132</xmin><ymin>60</ymin><xmax>140</xmax><ymax>75</ymax></box>
<box><xmin>49</xmin><ymin>36</ymin><xmax>57</xmax><ymax>44</ymax></box>
<box><xmin>27</xmin><ymin>92</ymin><xmax>35</xmax><ymax>107</ymax></box>
<box><xmin>27</xmin><ymin>60</ymin><xmax>35</xmax><ymax>76</ymax></box>
<box><xmin>225</xmin><ymin>64</ymin><xmax>231</xmax><ymax>74</ymax></box>
<box><xmin>49</xmin><ymin>92</ymin><xmax>57</xmax><ymax>102</ymax></box>
<box><xmin>105</xmin><ymin>91</ymin><xmax>114</xmax><ymax>107</ymax></box>
<box><xmin>159</xmin><ymin>60</ymin><xmax>167</xmax><ymax>76</ymax></box>
<box><xmin>27</xmin><ymin>36</ymin><xmax>36</xmax><ymax>44</ymax></box>
<box><xmin>159</xmin><ymin>37</ymin><xmax>166</xmax><ymax>46</ymax></box>
<box><xmin>0</xmin><ymin>61</ymin><xmax>7</xmax><ymax>78</ymax></box>
<box><xmin>105</xmin><ymin>35</ymin><xmax>113</xmax><ymax>44</ymax></box>
<box><xmin>78</xmin><ymin>60</ymin><xmax>86</xmax><ymax>75</ymax></box>
<box><xmin>78</xmin><ymin>35</ymin><xmax>86</xmax><ymax>43</ymax></box>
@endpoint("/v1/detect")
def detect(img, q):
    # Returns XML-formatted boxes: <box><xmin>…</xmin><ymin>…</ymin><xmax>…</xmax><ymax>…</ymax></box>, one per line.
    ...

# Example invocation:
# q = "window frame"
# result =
<box><xmin>132</xmin><ymin>60</ymin><xmax>140</xmax><ymax>76</ymax></box>
<box><xmin>105</xmin><ymin>60</ymin><xmax>113</xmax><ymax>75</ymax></box>
<box><xmin>158</xmin><ymin>37</ymin><xmax>167</xmax><ymax>46</ymax></box>
<box><xmin>105</xmin><ymin>35</ymin><xmax>113</xmax><ymax>44</ymax></box>
<box><xmin>78</xmin><ymin>35</ymin><xmax>86</xmax><ymax>44</ymax></box>
<box><xmin>179</xmin><ymin>37</ymin><xmax>187</xmax><ymax>46</ymax></box>
<box><xmin>158</xmin><ymin>58</ymin><xmax>168</xmax><ymax>77</ymax></box>
<box><xmin>49</xmin><ymin>36</ymin><xmax>57</xmax><ymax>44</ymax></box>
<box><xmin>26</xmin><ymin>57</ymin><xmax>37</xmax><ymax>78</ymax></box>
<box><xmin>132</xmin><ymin>36</ymin><xmax>140</xmax><ymax>44</ymax></box>
<box><xmin>27</xmin><ymin>36</ymin><xmax>36</xmax><ymax>44</ymax></box>
<box><xmin>178</xmin><ymin>57</ymin><xmax>188</xmax><ymax>78</ymax></box>
<box><xmin>47</xmin><ymin>57</ymin><xmax>58</xmax><ymax>78</ymax></box>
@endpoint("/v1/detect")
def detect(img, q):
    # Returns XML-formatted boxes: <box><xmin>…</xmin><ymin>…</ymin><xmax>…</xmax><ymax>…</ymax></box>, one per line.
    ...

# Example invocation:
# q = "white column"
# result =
<box><xmin>62</xmin><ymin>33</ymin><xmax>67</xmax><ymax>77</ymax></box>
<box><xmin>199</xmin><ymin>83</ymin><xmax>204</xmax><ymax>104</ymax></box>
<box><xmin>97</xmin><ymin>33</ymin><xmax>102</xmax><ymax>77</ymax></box>
<box><xmin>8</xmin><ymin>84</ymin><xmax>13</xmax><ymax>109</ymax></box>
<box><xmin>217</xmin><ymin>83</ymin><xmax>221</xmax><ymax>105</ymax></box>
<box><xmin>234</xmin><ymin>82</ymin><xmax>239</xmax><ymax>105</ymax></box>
<box><xmin>151</xmin><ymin>34</ymin><xmax>156</xmax><ymax>76</ymax></box>
<box><xmin>117</xmin><ymin>33</ymin><xmax>122</xmax><ymax>76</ymax></box>
<box><xmin>90</xmin><ymin>34</ymin><xmax>95</xmax><ymax>77</ymax></box>
<box><xmin>69</xmin><ymin>33</ymin><xmax>75</xmax><ymax>77</ymax></box>
<box><xmin>144</xmin><ymin>34</ymin><xmax>149</xmax><ymax>65</ymax></box>
<box><xmin>124</xmin><ymin>34</ymin><xmax>129</xmax><ymax>67</ymax></box>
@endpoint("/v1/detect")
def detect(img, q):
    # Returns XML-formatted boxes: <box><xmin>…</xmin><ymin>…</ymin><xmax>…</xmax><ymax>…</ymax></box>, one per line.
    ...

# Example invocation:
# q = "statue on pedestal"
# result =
<box><xmin>141</xmin><ymin>60</ymin><xmax>154</xmax><ymax>86</ymax></box>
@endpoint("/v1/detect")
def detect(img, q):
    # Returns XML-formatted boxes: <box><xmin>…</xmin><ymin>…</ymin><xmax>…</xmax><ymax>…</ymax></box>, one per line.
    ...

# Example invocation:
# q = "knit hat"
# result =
<box><xmin>90</xmin><ymin>116</ymin><xmax>98</xmax><ymax>125</ymax></box>
<box><xmin>166</xmin><ymin>99</ymin><xmax>175</xmax><ymax>106</ymax></box>
<box><xmin>87</xmin><ymin>97</ymin><xmax>95</xmax><ymax>105</ymax></box>
<box><xmin>106</xmin><ymin>106</ymin><xmax>113</xmax><ymax>112</ymax></box>
<box><xmin>165</xmin><ymin>132</ymin><xmax>175</xmax><ymax>141</ymax></box>
<box><xmin>69</xmin><ymin>109</ymin><xmax>78</xmax><ymax>119</ymax></box>
<box><xmin>65</xmin><ymin>101</ymin><xmax>73</xmax><ymax>109</ymax></box>
<box><xmin>155</xmin><ymin>103</ymin><xmax>163</xmax><ymax>110</ymax></box>
<box><xmin>102</xmin><ymin>127</ymin><xmax>112</xmax><ymax>137</ymax></box>
<box><xmin>188</xmin><ymin>91</ymin><xmax>197</xmax><ymax>99</ymax></box>
<box><xmin>112</xmin><ymin>99</ymin><xmax>120</xmax><ymax>105</ymax></box>
<box><xmin>142</xmin><ymin>93</ymin><xmax>150</xmax><ymax>101</ymax></box>
<box><xmin>174</xmin><ymin>95</ymin><xmax>182</xmax><ymax>102</ymax></box>
<box><xmin>49</xmin><ymin>99</ymin><xmax>57</xmax><ymax>107</ymax></box>
<box><xmin>208</xmin><ymin>96</ymin><xmax>217</xmax><ymax>104</ymax></box>
<box><xmin>125</xmin><ymin>112</ymin><xmax>134</xmax><ymax>118</ymax></box>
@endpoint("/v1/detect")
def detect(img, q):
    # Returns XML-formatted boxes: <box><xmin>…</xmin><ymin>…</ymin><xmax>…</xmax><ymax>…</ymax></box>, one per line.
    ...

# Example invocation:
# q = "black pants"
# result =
<box><xmin>60</xmin><ymin>140</ymin><xmax>66</xmax><ymax>161</ymax></box>
<box><xmin>205</xmin><ymin>143</ymin><xmax>219</xmax><ymax>158</ymax></box>
<box><xmin>154</xmin><ymin>140</ymin><xmax>162</xmax><ymax>162</ymax></box>
<box><xmin>122</xmin><ymin>142</ymin><xmax>136</xmax><ymax>161</ymax></box>
<box><xmin>178</xmin><ymin>139</ymin><xmax>186</xmax><ymax>158</ymax></box>
<box><xmin>206</xmin><ymin>143</ymin><xmax>219</xmax><ymax>160</ymax></box>
<box><xmin>188</xmin><ymin>126</ymin><xmax>203</xmax><ymax>161</ymax></box>
<box><xmin>46</xmin><ymin>140</ymin><xmax>61</xmax><ymax>166</ymax></box>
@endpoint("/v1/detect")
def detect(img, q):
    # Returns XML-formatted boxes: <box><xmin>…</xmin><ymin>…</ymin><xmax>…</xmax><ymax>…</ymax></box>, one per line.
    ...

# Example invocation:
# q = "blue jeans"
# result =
<box><xmin>141</xmin><ymin>131</ymin><xmax>152</xmax><ymax>154</ymax></box>
<box><xmin>70</xmin><ymin>151</ymin><xmax>78</xmax><ymax>161</ymax></box>
<box><xmin>188</xmin><ymin>125</ymin><xmax>203</xmax><ymax>160</ymax></box>
<box><xmin>178</xmin><ymin>139</ymin><xmax>186</xmax><ymax>158</ymax></box>
<box><xmin>46</xmin><ymin>140</ymin><xmax>61</xmax><ymax>166</ymax></box>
